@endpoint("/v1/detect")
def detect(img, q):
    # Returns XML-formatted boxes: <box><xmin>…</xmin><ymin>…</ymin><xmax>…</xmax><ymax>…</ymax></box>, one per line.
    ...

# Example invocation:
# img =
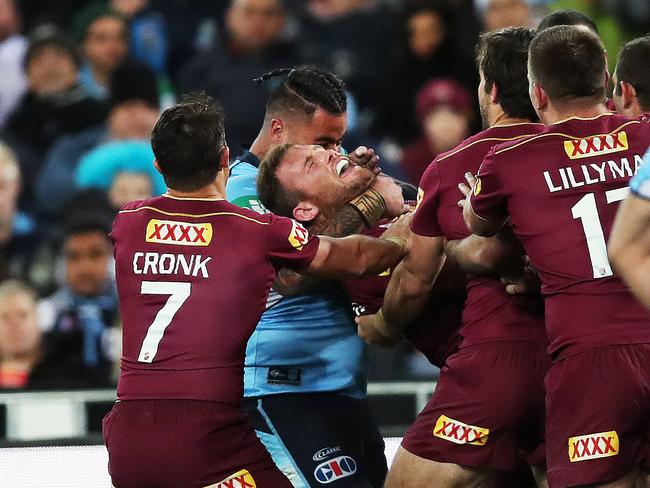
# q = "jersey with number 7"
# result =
<box><xmin>110</xmin><ymin>195</ymin><xmax>319</xmax><ymax>404</ymax></box>
<box><xmin>471</xmin><ymin>113</ymin><xmax>650</xmax><ymax>359</ymax></box>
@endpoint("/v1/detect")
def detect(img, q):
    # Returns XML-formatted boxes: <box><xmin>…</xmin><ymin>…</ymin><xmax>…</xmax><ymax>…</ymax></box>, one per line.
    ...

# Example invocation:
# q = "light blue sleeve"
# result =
<box><xmin>631</xmin><ymin>149</ymin><xmax>650</xmax><ymax>200</ymax></box>
<box><xmin>226</xmin><ymin>162</ymin><xmax>268</xmax><ymax>213</ymax></box>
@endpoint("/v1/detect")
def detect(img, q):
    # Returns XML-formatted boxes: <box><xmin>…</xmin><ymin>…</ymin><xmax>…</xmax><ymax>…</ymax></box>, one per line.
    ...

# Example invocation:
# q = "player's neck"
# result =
<box><xmin>166</xmin><ymin>174</ymin><xmax>228</xmax><ymax>200</ymax></box>
<box><xmin>490</xmin><ymin>112</ymin><xmax>534</xmax><ymax>128</ymax></box>
<box><xmin>249</xmin><ymin>132</ymin><xmax>272</xmax><ymax>161</ymax></box>
<box><xmin>542</xmin><ymin>101</ymin><xmax>610</xmax><ymax>126</ymax></box>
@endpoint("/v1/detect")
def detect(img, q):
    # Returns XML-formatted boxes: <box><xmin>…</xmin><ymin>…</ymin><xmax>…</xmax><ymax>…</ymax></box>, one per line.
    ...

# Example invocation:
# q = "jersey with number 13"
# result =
<box><xmin>471</xmin><ymin>113</ymin><xmax>650</xmax><ymax>359</ymax></box>
<box><xmin>110</xmin><ymin>195</ymin><xmax>319</xmax><ymax>404</ymax></box>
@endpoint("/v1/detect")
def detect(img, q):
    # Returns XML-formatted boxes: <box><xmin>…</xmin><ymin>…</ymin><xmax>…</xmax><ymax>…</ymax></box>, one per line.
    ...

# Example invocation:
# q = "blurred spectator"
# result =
<box><xmin>373</xmin><ymin>1</ymin><xmax>476</xmax><ymax>147</ymax></box>
<box><xmin>0</xmin><ymin>141</ymin><xmax>41</xmax><ymax>283</ymax></box>
<box><xmin>75</xmin><ymin>140</ymin><xmax>165</xmax><ymax>209</ymax></box>
<box><xmin>0</xmin><ymin>0</ymin><xmax>27</xmax><ymax>129</ymax></box>
<box><xmin>35</xmin><ymin>60</ymin><xmax>159</xmax><ymax>220</ymax></box>
<box><xmin>483</xmin><ymin>0</ymin><xmax>532</xmax><ymax>31</ymax></box>
<box><xmin>2</xmin><ymin>27</ymin><xmax>108</xmax><ymax>204</ymax></box>
<box><xmin>178</xmin><ymin>0</ymin><xmax>300</xmax><ymax>153</ymax></box>
<box><xmin>74</xmin><ymin>8</ymin><xmax>130</xmax><ymax>100</ymax></box>
<box><xmin>400</xmin><ymin>79</ymin><xmax>473</xmax><ymax>185</ymax></box>
<box><xmin>0</xmin><ymin>280</ymin><xmax>42</xmax><ymax>389</ymax></box>
<box><xmin>35</xmin><ymin>211</ymin><xmax>119</xmax><ymax>388</ymax></box>
<box><xmin>297</xmin><ymin>0</ymin><xmax>393</xmax><ymax>111</ymax></box>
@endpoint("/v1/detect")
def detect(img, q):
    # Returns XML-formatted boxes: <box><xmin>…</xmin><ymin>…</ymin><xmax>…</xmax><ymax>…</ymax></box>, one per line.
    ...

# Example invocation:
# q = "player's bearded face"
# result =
<box><xmin>279</xmin><ymin>145</ymin><xmax>375</xmax><ymax>214</ymax></box>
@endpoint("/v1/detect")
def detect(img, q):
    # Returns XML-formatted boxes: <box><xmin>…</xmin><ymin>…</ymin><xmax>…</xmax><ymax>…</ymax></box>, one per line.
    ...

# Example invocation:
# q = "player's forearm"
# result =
<box><xmin>445</xmin><ymin>230</ymin><xmax>524</xmax><ymax>277</ymax></box>
<box><xmin>382</xmin><ymin>259</ymin><xmax>438</xmax><ymax>330</ymax></box>
<box><xmin>464</xmin><ymin>202</ymin><xmax>502</xmax><ymax>237</ymax></box>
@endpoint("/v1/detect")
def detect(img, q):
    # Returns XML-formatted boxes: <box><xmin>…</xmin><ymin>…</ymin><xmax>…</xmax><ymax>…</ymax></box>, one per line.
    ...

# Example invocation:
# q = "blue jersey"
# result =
<box><xmin>227</xmin><ymin>151</ymin><xmax>367</xmax><ymax>399</ymax></box>
<box><xmin>631</xmin><ymin>149</ymin><xmax>650</xmax><ymax>200</ymax></box>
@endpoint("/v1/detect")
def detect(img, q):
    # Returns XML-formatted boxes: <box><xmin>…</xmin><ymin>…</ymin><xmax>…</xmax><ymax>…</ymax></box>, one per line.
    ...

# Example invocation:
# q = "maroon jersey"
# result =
<box><xmin>412</xmin><ymin>123</ymin><xmax>547</xmax><ymax>348</ymax></box>
<box><xmin>111</xmin><ymin>195</ymin><xmax>319</xmax><ymax>404</ymax></box>
<box><xmin>471</xmin><ymin>113</ymin><xmax>650</xmax><ymax>358</ymax></box>
<box><xmin>343</xmin><ymin>225</ymin><xmax>464</xmax><ymax>367</ymax></box>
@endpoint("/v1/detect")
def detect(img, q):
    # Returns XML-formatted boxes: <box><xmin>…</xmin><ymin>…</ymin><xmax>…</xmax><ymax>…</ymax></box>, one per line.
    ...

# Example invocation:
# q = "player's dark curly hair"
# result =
<box><xmin>151</xmin><ymin>92</ymin><xmax>227</xmax><ymax>191</ymax></box>
<box><xmin>615</xmin><ymin>36</ymin><xmax>650</xmax><ymax>113</ymax></box>
<box><xmin>255</xmin><ymin>66</ymin><xmax>347</xmax><ymax>118</ymax></box>
<box><xmin>476</xmin><ymin>27</ymin><xmax>537</xmax><ymax>121</ymax></box>
<box><xmin>536</xmin><ymin>9</ymin><xmax>598</xmax><ymax>34</ymax></box>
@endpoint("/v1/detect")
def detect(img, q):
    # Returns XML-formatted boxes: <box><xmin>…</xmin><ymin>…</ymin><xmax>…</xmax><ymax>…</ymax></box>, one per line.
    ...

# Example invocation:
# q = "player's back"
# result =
<box><xmin>479</xmin><ymin>113</ymin><xmax>650</xmax><ymax>357</ymax></box>
<box><xmin>111</xmin><ymin>195</ymin><xmax>314</xmax><ymax>404</ymax></box>
<box><xmin>414</xmin><ymin>123</ymin><xmax>547</xmax><ymax>347</ymax></box>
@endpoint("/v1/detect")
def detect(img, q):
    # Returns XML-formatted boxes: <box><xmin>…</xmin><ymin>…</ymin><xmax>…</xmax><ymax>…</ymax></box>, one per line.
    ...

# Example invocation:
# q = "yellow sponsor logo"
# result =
<box><xmin>473</xmin><ymin>177</ymin><xmax>482</xmax><ymax>196</ymax></box>
<box><xmin>203</xmin><ymin>469</ymin><xmax>256</xmax><ymax>488</ymax></box>
<box><xmin>568</xmin><ymin>431</ymin><xmax>619</xmax><ymax>462</ymax></box>
<box><xmin>378</xmin><ymin>268</ymin><xmax>391</xmax><ymax>276</ymax></box>
<box><xmin>415</xmin><ymin>187</ymin><xmax>424</xmax><ymax>210</ymax></box>
<box><xmin>433</xmin><ymin>415</ymin><xmax>489</xmax><ymax>446</ymax></box>
<box><xmin>563</xmin><ymin>131</ymin><xmax>628</xmax><ymax>160</ymax></box>
<box><xmin>288</xmin><ymin>219</ymin><xmax>309</xmax><ymax>251</ymax></box>
<box><xmin>146</xmin><ymin>219</ymin><xmax>212</xmax><ymax>246</ymax></box>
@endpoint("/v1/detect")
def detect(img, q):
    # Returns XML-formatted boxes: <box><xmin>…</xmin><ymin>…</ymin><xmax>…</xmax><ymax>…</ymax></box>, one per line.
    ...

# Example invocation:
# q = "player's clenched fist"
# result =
<box><xmin>356</xmin><ymin>311</ymin><xmax>402</xmax><ymax>348</ymax></box>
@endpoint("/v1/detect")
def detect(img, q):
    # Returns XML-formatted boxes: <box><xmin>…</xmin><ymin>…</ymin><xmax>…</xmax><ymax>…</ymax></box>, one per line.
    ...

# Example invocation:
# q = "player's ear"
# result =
<box><xmin>532</xmin><ymin>83</ymin><xmax>547</xmax><ymax>111</ymax></box>
<box><xmin>490</xmin><ymin>83</ymin><xmax>499</xmax><ymax>105</ymax></box>
<box><xmin>619</xmin><ymin>81</ymin><xmax>637</xmax><ymax>109</ymax></box>
<box><xmin>219</xmin><ymin>146</ymin><xmax>230</xmax><ymax>169</ymax></box>
<box><xmin>270</xmin><ymin>118</ymin><xmax>285</xmax><ymax>143</ymax></box>
<box><xmin>153</xmin><ymin>159</ymin><xmax>162</xmax><ymax>175</ymax></box>
<box><xmin>292</xmin><ymin>200</ymin><xmax>320</xmax><ymax>223</ymax></box>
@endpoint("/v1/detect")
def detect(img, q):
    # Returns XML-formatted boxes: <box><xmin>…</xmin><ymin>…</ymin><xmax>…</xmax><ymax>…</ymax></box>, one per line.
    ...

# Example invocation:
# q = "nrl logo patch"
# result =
<box><xmin>433</xmin><ymin>415</ymin><xmax>489</xmax><ymax>446</ymax></box>
<box><xmin>146</xmin><ymin>219</ymin><xmax>212</xmax><ymax>246</ymax></box>
<box><xmin>203</xmin><ymin>468</ymin><xmax>256</xmax><ymax>488</ymax></box>
<box><xmin>563</xmin><ymin>131</ymin><xmax>628</xmax><ymax>160</ymax></box>
<box><xmin>568</xmin><ymin>431</ymin><xmax>619</xmax><ymax>462</ymax></box>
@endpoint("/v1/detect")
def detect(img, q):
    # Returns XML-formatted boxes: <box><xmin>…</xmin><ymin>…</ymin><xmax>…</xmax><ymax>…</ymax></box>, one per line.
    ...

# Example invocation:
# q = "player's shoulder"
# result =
<box><xmin>436</xmin><ymin>123</ymin><xmax>544</xmax><ymax>165</ymax></box>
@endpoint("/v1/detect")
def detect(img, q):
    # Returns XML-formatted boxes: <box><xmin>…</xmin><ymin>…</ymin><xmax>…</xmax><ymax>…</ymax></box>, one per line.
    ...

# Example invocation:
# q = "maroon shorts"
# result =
<box><xmin>546</xmin><ymin>344</ymin><xmax>650</xmax><ymax>488</ymax></box>
<box><xmin>402</xmin><ymin>341</ymin><xmax>548</xmax><ymax>471</ymax></box>
<box><xmin>103</xmin><ymin>399</ymin><xmax>292</xmax><ymax>488</ymax></box>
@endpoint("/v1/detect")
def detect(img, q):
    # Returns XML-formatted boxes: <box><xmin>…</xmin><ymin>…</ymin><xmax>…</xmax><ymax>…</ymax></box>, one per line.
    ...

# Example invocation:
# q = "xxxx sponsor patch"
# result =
<box><xmin>563</xmin><ymin>131</ymin><xmax>628</xmax><ymax>160</ymax></box>
<box><xmin>568</xmin><ymin>431</ymin><xmax>619</xmax><ymax>462</ymax></box>
<box><xmin>433</xmin><ymin>415</ymin><xmax>489</xmax><ymax>446</ymax></box>
<box><xmin>287</xmin><ymin>219</ymin><xmax>309</xmax><ymax>251</ymax></box>
<box><xmin>203</xmin><ymin>469</ymin><xmax>256</xmax><ymax>488</ymax></box>
<box><xmin>146</xmin><ymin>219</ymin><xmax>212</xmax><ymax>246</ymax></box>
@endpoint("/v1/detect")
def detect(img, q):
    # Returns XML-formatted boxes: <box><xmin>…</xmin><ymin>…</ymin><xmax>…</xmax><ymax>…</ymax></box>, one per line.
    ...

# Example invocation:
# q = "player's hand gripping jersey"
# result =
<box><xmin>471</xmin><ymin>113</ymin><xmax>650</xmax><ymax>358</ymax></box>
<box><xmin>111</xmin><ymin>195</ymin><xmax>319</xmax><ymax>404</ymax></box>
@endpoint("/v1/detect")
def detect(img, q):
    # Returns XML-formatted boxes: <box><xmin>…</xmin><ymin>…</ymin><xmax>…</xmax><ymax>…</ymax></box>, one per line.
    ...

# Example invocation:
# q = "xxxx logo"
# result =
<box><xmin>146</xmin><ymin>219</ymin><xmax>213</xmax><ymax>246</ymax></box>
<box><xmin>433</xmin><ymin>415</ymin><xmax>489</xmax><ymax>446</ymax></box>
<box><xmin>288</xmin><ymin>219</ymin><xmax>309</xmax><ymax>251</ymax></box>
<box><xmin>568</xmin><ymin>431</ymin><xmax>619</xmax><ymax>462</ymax></box>
<box><xmin>203</xmin><ymin>469</ymin><xmax>256</xmax><ymax>488</ymax></box>
<box><xmin>563</xmin><ymin>131</ymin><xmax>628</xmax><ymax>160</ymax></box>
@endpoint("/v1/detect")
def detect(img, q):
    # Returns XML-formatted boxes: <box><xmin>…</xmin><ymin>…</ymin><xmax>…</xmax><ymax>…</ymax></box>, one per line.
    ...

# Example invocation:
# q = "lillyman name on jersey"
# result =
<box><xmin>543</xmin><ymin>153</ymin><xmax>643</xmax><ymax>193</ymax></box>
<box><xmin>132</xmin><ymin>252</ymin><xmax>212</xmax><ymax>278</ymax></box>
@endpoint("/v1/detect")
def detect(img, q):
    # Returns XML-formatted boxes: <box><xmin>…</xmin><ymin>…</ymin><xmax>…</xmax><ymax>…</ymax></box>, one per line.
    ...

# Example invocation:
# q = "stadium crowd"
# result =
<box><xmin>0</xmin><ymin>0</ymin><xmax>650</xmax><ymax>487</ymax></box>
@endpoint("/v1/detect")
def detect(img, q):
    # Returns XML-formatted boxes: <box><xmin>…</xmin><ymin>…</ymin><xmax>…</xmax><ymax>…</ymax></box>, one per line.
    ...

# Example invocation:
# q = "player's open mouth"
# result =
<box><xmin>335</xmin><ymin>159</ymin><xmax>350</xmax><ymax>177</ymax></box>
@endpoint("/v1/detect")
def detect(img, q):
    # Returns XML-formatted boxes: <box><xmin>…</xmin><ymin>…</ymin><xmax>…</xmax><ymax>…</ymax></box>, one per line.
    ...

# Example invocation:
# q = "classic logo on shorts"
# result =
<box><xmin>314</xmin><ymin>456</ymin><xmax>357</xmax><ymax>484</ymax></box>
<box><xmin>288</xmin><ymin>219</ymin><xmax>309</xmax><ymax>251</ymax></box>
<box><xmin>203</xmin><ymin>469</ymin><xmax>256</xmax><ymax>488</ymax></box>
<box><xmin>146</xmin><ymin>219</ymin><xmax>212</xmax><ymax>246</ymax></box>
<box><xmin>568</xmin><ymin>431</ymin><xmax>619</xmax><ymax>462</ymax></box>
<box><xmin>433</xmin><ymin>415</ymin><xmax>489</xmax><ymax>446</ymax></box>
<box><xmin>563</xmin><ymin>131</ymin><xmax>628</xmax><ymax>160</ymax></box>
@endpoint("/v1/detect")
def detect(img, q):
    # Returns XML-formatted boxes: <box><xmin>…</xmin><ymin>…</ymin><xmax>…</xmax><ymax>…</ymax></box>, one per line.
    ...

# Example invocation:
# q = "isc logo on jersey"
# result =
<box><xmin>568</xmin><ymin>431</ymin><xmax>619</xmax><ymax>463</ymax></box>
<box><xmin>433</xmin><ymin>415</ymin><xmax>489</xmax><ymax>446</ymax></box>
<box><xmin>203</xmin><ymin>469</ymin><xmax>255</xmax><ymax>488</ymax></box>
<box><xmin>563</xmin><ymin>131</ymin><xmax>628</xmax><ymax>160</ymax></box>
<box><xmin>146</xmin><ymin>219</ymin><xmax>213</xmax><ymax>246</ymax></box>
<box><xmin>288</xmin><ymin>219</ymin><xmax>309</xmax><ymax>251</ymax></box>
<box><xmin>314</xmin><ymin>456</ymin><xmax>357</xmax><ymax>484</ymax></box>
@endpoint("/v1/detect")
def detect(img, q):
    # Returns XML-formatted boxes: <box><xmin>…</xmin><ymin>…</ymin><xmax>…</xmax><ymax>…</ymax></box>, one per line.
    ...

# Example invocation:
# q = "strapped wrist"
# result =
<box><xmin>346</xmin><ymin>188</ymin><xmax>386</xmax><ymax>228</ymax></box>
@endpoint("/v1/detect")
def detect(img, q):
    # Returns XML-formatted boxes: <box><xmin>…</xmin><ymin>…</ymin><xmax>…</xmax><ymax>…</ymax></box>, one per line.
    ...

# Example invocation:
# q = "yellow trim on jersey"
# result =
<box><xmin>551</xmin><ymin>112</ymin><xmax>616</xmax><ymax>126</ymax></box>
<box><xmin>162</xmin><ymin>194</ymin><xmax>225</xmax><ymax>202</ymax></box>
<box><xmin>494</xmin><ymin>120</ymin><xmax>640</xmax><ymax>156</ymax></box>
<box><xmin>118</xmin><ymin>206</ymin><xmax>269</xmax><ymax>225</ymax></box>
<box><xmin>437</xmin><ymin>132</ymin><xmax>541</xmax><ymax>162</ymax></box>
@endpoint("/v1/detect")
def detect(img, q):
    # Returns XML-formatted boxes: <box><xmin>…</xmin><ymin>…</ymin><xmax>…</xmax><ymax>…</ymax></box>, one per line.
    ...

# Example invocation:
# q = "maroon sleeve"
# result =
<box><xmin>470</xmin><ymin>146</ymin><xmax>508</xmax><ymax>222</ymax></box>
<box><xmin>411</xmin><ymin>161</ymin><xmax>444</xmax><ymax>237</ymax></box>
<box><xmin>267</xmin><ymin>213</ymin><xmax>320</xmax><ymax>270</ymax></box>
